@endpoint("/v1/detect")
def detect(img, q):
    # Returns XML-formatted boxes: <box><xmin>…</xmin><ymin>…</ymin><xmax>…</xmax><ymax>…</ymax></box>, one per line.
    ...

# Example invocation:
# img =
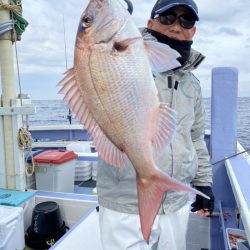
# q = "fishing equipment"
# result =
<box><xmin>124</xmin><ymin>0</ymin><xmax>133</xmax><ymax>14</ymax></box>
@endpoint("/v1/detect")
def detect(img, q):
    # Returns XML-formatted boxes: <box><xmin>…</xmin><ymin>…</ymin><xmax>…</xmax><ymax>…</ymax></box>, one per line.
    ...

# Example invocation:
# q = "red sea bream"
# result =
<box><xmin>58</xmin><ymin>0</ymin><xmax>208</xmax><ymax>242</ymax></box>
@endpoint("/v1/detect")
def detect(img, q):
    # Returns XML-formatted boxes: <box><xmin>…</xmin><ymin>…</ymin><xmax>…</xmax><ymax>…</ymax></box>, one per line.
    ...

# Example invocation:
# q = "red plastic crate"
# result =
<box><xmin>33</xmin><ymin>150</ymin><xmax>77</xmax><ymax>165</ymax></box>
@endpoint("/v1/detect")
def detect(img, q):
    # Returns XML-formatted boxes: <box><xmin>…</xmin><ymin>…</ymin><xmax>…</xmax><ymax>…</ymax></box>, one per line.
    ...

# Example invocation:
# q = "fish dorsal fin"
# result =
<box><xmin>152</xmin><ymin>103</ymin><xmax>177</xmax><ymax>155</ymax></box>
<box><xmin>144</xmin><ymin>40</ymin><xmax>181</xmax><ymax>73</ymax></box>
<box><xmin>58</xmin><ymin>68</ymin><xmax>126</xmax><ymax>167</ymax></box>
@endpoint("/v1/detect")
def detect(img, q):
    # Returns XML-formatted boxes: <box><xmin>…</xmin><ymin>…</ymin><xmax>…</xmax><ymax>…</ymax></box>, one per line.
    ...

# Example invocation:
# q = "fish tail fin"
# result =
<box><xmin>137</xmin><ymin>169</ymin><xmax>209</xmax><ymax>242</ymax></box>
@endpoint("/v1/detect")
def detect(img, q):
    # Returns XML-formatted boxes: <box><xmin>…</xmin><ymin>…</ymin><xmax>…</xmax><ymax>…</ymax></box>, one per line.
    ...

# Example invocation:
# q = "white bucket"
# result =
<box><xmin>66</xmin><ymin>142</ymin><xmax>94</xmax><ymax>182</ymax></box>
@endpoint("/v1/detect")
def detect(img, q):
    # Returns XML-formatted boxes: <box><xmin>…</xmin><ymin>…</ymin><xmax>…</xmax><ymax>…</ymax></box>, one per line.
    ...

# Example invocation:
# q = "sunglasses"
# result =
<box><xmin>155</xmin><ymin>12</ymin><xmax>196</xmax><ymax>29</ymax></box>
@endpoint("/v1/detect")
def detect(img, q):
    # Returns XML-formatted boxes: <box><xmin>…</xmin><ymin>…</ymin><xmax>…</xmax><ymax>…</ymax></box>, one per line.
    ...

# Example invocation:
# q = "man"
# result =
<box><xmin>97</xmin><ymin>0</ymin><xmax>214</xmax><ymax>249</ymax></box>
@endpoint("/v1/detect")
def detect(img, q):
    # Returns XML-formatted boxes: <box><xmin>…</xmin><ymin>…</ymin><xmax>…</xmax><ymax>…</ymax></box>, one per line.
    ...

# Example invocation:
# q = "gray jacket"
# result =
<box><xmin>97</xmin><ymin>30</ymin><xmax>212</xmax><ymax>214</ymax></box>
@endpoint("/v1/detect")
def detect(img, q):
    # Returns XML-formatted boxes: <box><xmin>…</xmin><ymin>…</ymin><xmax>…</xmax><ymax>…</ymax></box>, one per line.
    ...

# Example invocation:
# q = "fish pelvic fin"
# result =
<box><xmin>57</xmin><ymin>68</ymin><xmax>126</xmax><ymax>167</ymax></box>
<box><xmin>153</xmin><ymin>103</ymin><xmax>177</xmax><ymax>156</ymax></box>
<box><xmin>137</xmin><ymin>169</ymin><xmax>209</xmax><ymax>242</ymax></box>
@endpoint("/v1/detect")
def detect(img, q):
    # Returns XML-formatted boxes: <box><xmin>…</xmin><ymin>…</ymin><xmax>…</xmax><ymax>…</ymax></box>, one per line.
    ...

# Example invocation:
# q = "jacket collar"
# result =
<box><xmin>180</xmin><ymin>48</ymin><xmax>205</xmax><ymax>72</ymax></box>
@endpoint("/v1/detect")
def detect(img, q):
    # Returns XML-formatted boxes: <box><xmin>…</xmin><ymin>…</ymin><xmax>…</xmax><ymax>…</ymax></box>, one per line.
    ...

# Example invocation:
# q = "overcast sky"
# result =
<box><xmin>10</xmin><ymin>0</ymin><xmax>250</xmax><ymax>99</ymax></box>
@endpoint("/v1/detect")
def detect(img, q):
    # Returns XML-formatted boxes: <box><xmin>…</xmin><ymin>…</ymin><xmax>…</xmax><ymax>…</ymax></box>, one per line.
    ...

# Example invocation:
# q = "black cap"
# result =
<box><xmin>151</xmin><ymin>0</ymin><xmax>199</xmax><ymax>20</ymax></box>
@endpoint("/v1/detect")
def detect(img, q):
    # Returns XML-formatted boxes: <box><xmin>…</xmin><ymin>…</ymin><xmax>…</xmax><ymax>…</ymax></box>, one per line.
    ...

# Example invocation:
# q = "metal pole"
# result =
<box><xmin>0</xmin><ymin>0</ymin><xmax>17</xmax><ymax>189</ymax></box>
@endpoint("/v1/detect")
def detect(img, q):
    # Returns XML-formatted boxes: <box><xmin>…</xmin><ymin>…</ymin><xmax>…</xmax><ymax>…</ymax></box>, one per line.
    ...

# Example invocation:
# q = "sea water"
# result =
<box><xmin>29</xmin><ymin>98</ymin><xmax>250</xmax><ymax>151</ymax></box>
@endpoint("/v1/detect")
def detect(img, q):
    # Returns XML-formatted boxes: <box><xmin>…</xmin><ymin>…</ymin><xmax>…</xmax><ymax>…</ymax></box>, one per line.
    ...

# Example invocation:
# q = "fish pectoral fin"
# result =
<box><xmin>58</xmin><ymin>68</ymin><xmax>126</xmax><ymax>168</ymax></box>
<box><xmin>144</xmin><ymin>41</ymin><xmax>181</xmax><ymax>73</ymax></box>
<box><xmin>113</xmin><ymin>37</ymin><xmax>142</xmax><ymax>52</ymax></box>
<box><xmin>152</xmin><ymin>103</ymin><xmax>177</xmax><ymax>156</ymax></box>
<box><xmin>137</xmin><ymin>170</ymin><xmax>209</xmax><ymax>242</ymax></box>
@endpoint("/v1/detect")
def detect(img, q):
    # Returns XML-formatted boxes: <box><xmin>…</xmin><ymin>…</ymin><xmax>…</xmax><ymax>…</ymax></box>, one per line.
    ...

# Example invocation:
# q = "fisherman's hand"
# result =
<box><xmin>191</xmin><ymin>186</ymin><xmax>214</xmax><ymax>217</ymax></box>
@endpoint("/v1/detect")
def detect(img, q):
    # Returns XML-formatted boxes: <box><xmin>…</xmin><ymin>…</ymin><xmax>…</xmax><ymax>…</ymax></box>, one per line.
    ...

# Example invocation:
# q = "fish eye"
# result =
<box><xmin>81</xmin><ymin>14</ymin><xmax>94</xmax><ymax>27</ymax></box>
<box><xmin>80</xmin><ymin>14</ymin><xmax>94</xmax><ymax>32</ymax></box>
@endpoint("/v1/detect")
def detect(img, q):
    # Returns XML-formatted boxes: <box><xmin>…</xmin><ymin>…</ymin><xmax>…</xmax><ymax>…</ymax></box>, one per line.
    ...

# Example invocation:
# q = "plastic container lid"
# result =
<box><xmin>25</xmin><ymin>150</ymin><xmax>47</xmax><ymax>163</ymax></box>
<box><xmin>0</xmin><ymin>189</ymin><xmax>35</xmax><ymax>206</ymax></box>
<box><xmin>33</xmin><ymin>150</ymin><xmax>78</xmax><ymax>165</ymax></box>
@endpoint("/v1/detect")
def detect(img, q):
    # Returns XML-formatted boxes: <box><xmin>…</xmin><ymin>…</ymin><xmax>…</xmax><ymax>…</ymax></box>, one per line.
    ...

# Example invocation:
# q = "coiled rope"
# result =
<box><xmin>0</xmin><ymin>20</ymin><xmax>14</xmax><ymax>35</ymax></box>
<box><xmin>18</xmin><ymin>127</ymin><xmax>34</xmax><ymax>177</ymax></box>
<box><xmin>0</xmin><ymin>1</ymin><xmax>22</xmax><ymax>14</ymax></box>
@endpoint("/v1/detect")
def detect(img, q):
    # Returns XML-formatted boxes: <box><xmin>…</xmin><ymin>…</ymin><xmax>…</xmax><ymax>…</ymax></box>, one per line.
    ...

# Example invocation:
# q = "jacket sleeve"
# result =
<box><xmin>191</xmin><ymin>80</ymin><xmax>213</xmax><ymax>187</ymax></box>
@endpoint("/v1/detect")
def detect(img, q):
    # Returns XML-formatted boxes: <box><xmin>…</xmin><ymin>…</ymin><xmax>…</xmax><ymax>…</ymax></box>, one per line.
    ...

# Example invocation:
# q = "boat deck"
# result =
<box><xmin>187</xmin><ymin>213</ymin><xmax>210</xmax><ymax>250</ymax></box>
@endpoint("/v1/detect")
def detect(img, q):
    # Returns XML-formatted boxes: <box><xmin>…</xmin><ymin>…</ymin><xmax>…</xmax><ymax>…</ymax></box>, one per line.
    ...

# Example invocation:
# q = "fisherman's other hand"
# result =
<box><xmin>191</xmin><ymin>186</ymin><xmax>214</xmax><ymax>217</ymax></box>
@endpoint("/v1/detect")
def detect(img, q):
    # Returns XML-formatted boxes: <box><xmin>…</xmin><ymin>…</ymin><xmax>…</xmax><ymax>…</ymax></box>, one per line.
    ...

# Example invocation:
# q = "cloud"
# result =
<box><xmin>245</xmin><ymin>37</ymin><xmax>250</xmax><ymax>48</ymax></box>
<box><xmin>11</xmin><ymin>0</ymin><xmax>249</xmax><ymax>99</ymax></box>
<box><xmin>217</xmin><ymin>27</ymin><xmax>242</xmax><ymax>36</ymax></box>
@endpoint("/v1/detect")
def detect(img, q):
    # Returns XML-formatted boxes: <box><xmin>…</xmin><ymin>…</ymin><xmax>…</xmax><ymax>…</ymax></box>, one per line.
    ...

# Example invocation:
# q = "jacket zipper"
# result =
<box><xmin>168</xmin><ymin>76</ymin><xmax>175</xmax><ymax>177</ymax></box>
